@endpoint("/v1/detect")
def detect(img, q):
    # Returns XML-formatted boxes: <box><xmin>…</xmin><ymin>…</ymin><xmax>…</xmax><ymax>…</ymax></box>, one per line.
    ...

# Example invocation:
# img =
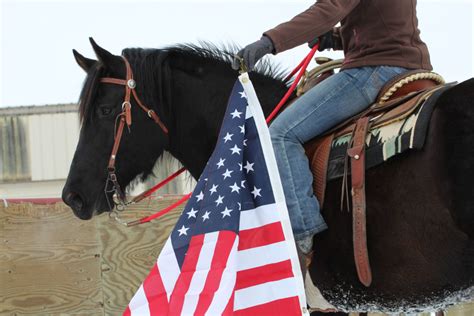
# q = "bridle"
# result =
<box><xmin>99</xmin><ymin>56</ymin><xmax>168</xmax><ymax>209</ymax></box>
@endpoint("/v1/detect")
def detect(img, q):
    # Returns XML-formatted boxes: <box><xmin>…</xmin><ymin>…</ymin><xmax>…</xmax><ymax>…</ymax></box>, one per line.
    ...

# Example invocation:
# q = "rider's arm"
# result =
<box><xmin>263</xmin><ymin>0</ymin><xmax>359</xmax><ymax>53</ymax></box>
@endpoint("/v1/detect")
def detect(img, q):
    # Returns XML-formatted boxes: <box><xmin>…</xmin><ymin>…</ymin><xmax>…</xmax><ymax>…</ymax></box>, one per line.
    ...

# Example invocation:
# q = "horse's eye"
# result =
<box><xmin>98</xmin><ymin>106</ymin><xmax>113</xmax><ymax>117</ymax></box>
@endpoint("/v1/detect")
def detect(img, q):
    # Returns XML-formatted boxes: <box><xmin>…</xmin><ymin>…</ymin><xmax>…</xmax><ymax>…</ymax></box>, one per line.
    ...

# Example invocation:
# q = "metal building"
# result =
<box><xmin>0</xmin><ymin>104</ymin><xmax>193</xmax><ymax>200</ymax></box>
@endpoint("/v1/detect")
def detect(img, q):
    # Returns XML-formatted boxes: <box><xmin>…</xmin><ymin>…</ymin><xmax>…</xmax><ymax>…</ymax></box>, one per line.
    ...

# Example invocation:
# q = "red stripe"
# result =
<box><xmin>222</xmin><ymin>292</ymin><xmax>234</xmax><ymax>315</ymax></box>
<box><xmin>234</xmin><ymin>296</ymin><xmax>302</xmax><ymax>316</ymax></box>
<box><xmin>194</xmin><ymin>231</ymin><xmax>237</xmax><ymax>315</ymax></box>
<box><xmin>143</xmin><ymin>263</ymin><xmax>168</xmax><ymax>315</ymax></box>
<box><xmin>235</xmin><ymin>259</ymin><xmax>294</xmax><ymax>291</ymax></box>
<box><xmin>168</xmin><ymin>234</ymin><xmax>205</xmax><ymax>315</ymax></box>
<box><xmin>122</xmin><ymin>306</ymin><xmax>131</xmax><ymax>316</ymax></box>
<box><xmin>238</xmin><ymin>222</ymin><xmax>285</xmax><ymax>250</ymax></box>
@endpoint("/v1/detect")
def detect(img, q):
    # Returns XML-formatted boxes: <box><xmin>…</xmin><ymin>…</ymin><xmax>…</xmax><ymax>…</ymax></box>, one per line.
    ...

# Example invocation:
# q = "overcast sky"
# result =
<box><xmin>1</xmin><ymin>0</ymin><xmax>473</xmax><ymax>107</ymax></box>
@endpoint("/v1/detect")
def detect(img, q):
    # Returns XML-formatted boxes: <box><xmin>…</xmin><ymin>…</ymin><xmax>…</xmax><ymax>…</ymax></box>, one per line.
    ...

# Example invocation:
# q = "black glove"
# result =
<box><xmin>308</xmin><ymin>29</ymin><xmax>343</xmax><ymax>51</ymax></box>
<box><xmin>232</xmin><ymin>36</ymin><xmax>274</xmax><ymax>71</ymax></box>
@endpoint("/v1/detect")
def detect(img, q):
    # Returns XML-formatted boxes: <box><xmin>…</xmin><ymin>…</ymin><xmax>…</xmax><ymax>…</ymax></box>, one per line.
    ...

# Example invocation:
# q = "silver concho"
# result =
<box><xmin>127</xmin><ymin>79</ymin><xmax>136</xmax><ymax>89</ymax></box>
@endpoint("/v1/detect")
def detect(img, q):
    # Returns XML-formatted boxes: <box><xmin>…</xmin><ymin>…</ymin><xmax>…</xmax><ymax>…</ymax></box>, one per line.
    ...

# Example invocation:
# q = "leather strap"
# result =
<box><xmin>347</xmin><ymin>116</ymin><xmax>372</xmax><ymax>287</ymax></box>
<box><xmin>99</xmin><ymin>56</ymin><xmax>169</xmax><ymax>205</ymax></box>
<box><xmin>312</xmin><ymin>134</ymin><xmax>334</xmax><ymax>208</ymax></box>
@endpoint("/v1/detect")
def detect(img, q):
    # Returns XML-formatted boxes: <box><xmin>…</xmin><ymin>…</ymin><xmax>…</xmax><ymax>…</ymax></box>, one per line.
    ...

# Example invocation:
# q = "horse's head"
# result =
<box><xmin>62</xmin><ymin>38</ymin><xmax>168</xmax><ymax>220</ymax></box>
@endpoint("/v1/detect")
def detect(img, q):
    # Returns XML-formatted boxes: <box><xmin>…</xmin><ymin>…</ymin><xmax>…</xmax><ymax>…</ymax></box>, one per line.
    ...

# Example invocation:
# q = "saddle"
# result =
<box><xmin>300</xmin><ymin>59</ymin><xmax>445</xmax><ymax>287</ymax></box>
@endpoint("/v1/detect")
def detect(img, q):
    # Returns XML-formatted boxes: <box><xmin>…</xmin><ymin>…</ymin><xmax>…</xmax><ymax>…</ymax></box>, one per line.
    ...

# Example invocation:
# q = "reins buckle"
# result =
<box><xmin>122</xmin><ymin>101</ymin><xmax>131</xmax><ymax>110</ymax></box>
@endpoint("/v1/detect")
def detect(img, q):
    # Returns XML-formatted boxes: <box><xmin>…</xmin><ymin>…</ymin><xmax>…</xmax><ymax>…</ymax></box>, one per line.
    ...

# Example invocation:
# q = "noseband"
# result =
<box><xmin>99</xmin><ymin>56</ymin><xmax>168</xmax><ymax>208</ymax></box>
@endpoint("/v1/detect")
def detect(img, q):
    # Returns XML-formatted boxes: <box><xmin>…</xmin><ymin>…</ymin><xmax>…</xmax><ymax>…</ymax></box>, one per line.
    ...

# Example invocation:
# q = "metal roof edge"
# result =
<box><xmin>0</xmin><ymin>103</ymin><xmax>78</xmax><ymax>116</ymax></box>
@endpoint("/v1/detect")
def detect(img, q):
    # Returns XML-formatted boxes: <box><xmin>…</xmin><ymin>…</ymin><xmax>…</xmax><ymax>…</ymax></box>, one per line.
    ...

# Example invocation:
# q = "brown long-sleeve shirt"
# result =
<box><xmin>263</xmin><ymin>0</ymin><xmax>432</xmax><ymax>70</ymax></box>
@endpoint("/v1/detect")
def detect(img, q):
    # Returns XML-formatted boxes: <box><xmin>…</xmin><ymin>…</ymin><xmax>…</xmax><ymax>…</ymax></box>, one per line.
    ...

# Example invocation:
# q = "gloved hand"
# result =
<box><xmin>232</xmin><ymin>36</ymin><xmax>274</xmax><ymax>71</ymax></box>
<box><xmin>308</xmin><ymin>29</ymin><xmax>343</xmax><ymax>51</ymax></box>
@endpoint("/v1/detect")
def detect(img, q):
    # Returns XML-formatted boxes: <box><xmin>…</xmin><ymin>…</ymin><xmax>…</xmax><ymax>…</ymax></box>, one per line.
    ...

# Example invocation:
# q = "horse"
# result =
<box><xmin>62</xmin><ymin>38</ymin><xmax>474</xmax><ymax>313</ymax></box>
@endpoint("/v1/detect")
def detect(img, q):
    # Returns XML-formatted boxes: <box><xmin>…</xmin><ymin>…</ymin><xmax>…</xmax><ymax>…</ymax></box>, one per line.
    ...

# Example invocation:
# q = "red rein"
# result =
<box><xmin>126</xmin><ymin>44</ymin><xmax>319</xmax><ymax>226</ymax></box>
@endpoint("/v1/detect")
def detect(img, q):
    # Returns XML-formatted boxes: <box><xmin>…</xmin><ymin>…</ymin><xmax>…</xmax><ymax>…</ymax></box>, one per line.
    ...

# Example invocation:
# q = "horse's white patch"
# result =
<box><xmin>322</xmin><ymin>285</ymin><xmax>474</xmax><ymax>314</ymax></box>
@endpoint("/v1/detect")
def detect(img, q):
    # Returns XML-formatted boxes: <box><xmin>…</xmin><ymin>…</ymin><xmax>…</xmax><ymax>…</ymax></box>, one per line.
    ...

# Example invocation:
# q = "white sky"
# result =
<box><xmin>1</xmin><ymin>0</ymin><xmax>473</xmax><ymax>107</ymax></box>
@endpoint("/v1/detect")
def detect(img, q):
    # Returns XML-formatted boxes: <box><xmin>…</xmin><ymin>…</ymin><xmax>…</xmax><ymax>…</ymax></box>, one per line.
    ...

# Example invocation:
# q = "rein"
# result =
<box><xmin>104</xmin><ymin>46</ymin><xmax>318</xmax><ymax>226</ymax></box>
<box><xmin>99</xmin><ymin>56</ymin><xmax>169</xmax><ymax>212</ymax></box>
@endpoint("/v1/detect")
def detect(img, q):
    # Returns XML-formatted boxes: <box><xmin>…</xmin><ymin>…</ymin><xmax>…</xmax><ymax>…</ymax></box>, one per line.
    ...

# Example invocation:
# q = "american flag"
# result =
<box><xmin>124</xmin><ymin>73</ymin><xmax>307</xmax><ymax>316</ymax></box>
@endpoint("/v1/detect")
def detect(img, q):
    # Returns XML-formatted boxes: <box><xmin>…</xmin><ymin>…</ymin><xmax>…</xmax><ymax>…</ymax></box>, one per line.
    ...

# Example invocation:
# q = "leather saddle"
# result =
<box><xmin>298</xmin><ymin>59</ymin><xmax>445</xmax><ymax>287</ymax></box>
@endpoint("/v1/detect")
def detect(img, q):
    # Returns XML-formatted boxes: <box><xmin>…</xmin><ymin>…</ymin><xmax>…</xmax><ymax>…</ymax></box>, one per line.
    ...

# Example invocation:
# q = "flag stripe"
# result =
<box><xmin>238</xmin><ymin>221</ymin><xmax>285</xmax><ymax>250</ymax></box>
<box><xmin>234</xmin><ymin>277</ymin><xmax>301</xmax><ymax>311</ymax></box>
<box><xmin>143</xmin><ymin>263</ymin><xmax>168</xmax><ymax>315</ymax></box>
<box><xmin>157</xmin><ymin>238</ymin><xmax>181</xmax><ymax>301</ymax></box>
<box><xmin>223</xmin><ymin>292</ymin><xmax>235</xmax><ymax>316</ymax></box>
<box><xmin>123</xmin><ymin>306</ymin><xmax>131</xmax><ymax>316</ymax></box>
<box><xmin>239</xmin><ymin>204</ymin><xmax>281</xmax><ymax>230</ymax></box>
<box><xmin>235</xmin><ymin>259</ymin><xmax>293</xmax><ymax>291</ymax></box>
<box><xmin>181</xmin><ymin>232</ymin><xmax>219</xmax><ymax>315</ymax></box>
<box><xmin>237</xmin><ymin>241</ymin><xmax>292</xmax><ymax>271</ymax></box>
<box><xmin>128</xmin><ymin>284</ymin><xmax>150</xmax><ymax>316</ymax></box>
<box><xmin>194</xmin><ymin>231</ymin><xmax>237</xmax><ymax>315</ymax></box>
<box><xmin>168</xmin><ymin>234</ymin><xmax>205</xmax><ymax>315</ymax></box>
<box><xmin>204</xmin><ymin>237</ymin><xmax>239</xmax><ymax>316</ymax></box>
<box><xmin>234</xmin><ymin>296</ymin><xmax>302</xmax><ymax>316</ymax></box>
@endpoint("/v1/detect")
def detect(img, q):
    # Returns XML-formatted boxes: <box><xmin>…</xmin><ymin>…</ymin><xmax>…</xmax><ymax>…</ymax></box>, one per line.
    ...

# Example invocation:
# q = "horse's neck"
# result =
<box><xmin>165</xmin><ymin>66</ymin><xmax>289</xmax><ymax>179</ymax></box>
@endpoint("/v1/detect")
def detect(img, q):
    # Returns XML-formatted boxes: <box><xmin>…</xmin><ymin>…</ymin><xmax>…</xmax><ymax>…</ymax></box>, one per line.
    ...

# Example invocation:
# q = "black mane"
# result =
<box><xmin>77</xmin><ymin>43</ymin><xmax>288</xmax><ymax>123</ymax></box>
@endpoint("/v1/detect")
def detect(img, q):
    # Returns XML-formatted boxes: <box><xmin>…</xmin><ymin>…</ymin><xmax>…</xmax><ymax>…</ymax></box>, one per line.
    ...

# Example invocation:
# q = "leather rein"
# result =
<box><xmin>99</xmin><ymin>56</ymin><xmax>168</xmax><ymax>209</ymax></box>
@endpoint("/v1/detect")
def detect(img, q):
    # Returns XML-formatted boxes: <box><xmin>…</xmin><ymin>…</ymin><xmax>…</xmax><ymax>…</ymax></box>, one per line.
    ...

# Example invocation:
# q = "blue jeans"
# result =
<box><xmin>269</xmin><ymin>66</ymin><xmax>408</xmax><ymax>250</ymax></box>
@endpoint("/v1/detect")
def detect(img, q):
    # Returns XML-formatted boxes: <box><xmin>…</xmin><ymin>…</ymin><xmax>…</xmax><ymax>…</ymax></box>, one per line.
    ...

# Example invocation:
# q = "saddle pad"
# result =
<box><xmin>326</xmin><ymin>85</ymin><xmax>453</xmax><ymax>181</ymax></box>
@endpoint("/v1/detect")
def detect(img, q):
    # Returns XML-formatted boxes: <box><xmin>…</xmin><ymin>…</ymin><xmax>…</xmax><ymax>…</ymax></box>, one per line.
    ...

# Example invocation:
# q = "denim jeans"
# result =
<box><xmin>269</xmin><ymin>66</ymin><xmax>408</xmax><ymax>250</ymax></box>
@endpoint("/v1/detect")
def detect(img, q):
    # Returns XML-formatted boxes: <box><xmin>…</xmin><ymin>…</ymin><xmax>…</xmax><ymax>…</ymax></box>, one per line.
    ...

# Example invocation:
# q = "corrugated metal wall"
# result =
<box><xmin>0</xmin><ymin>115</ymin><xmax>30</xmax><ymax>182</ymax></box>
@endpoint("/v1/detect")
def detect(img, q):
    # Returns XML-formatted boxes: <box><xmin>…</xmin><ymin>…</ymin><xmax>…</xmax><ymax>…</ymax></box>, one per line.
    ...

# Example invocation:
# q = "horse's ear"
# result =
<box><xmin>73</xmin><ymin>49</ymin><xmax>96</xmax><ymax>72</ymax></box>
<box><xmin>89</xmin><ymin>37</ymin><xmax>122</xmax><ymax>71</ymax></box>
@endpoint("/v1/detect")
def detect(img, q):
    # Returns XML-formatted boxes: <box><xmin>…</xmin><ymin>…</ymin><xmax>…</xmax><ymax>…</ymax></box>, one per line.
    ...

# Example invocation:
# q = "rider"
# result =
<box><xmin>232</xmin><ymin>0</ymin><xmax>432</xmax><ymax>256</ymax></box>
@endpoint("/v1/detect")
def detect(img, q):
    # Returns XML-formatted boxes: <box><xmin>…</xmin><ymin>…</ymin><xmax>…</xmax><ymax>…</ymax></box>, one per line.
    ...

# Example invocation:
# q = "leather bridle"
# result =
<box><xmin>99</xmin><ymin>56</ymin><xmax>168</xmax><ymax>207</ymax></box>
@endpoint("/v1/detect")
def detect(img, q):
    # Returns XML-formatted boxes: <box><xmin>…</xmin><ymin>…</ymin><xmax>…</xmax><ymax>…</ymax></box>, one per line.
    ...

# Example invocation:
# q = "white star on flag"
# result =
<box><xmin>230</xmin><ymin>109</ymin><xmax>242</xmax><ymax>118</ymax></box>
<box><xmin>196</xmin><ymin>191</ymin><xmax>204</xmax><ymax>201</ymax></box>
<box><xmin>221</xmin><ymin>207</ymin><xmax>233</xmax><ymax>218</ymax></box>
<box><xmin>239</xmin><ymin>125</ymin><xmax>245</xmax><ymax>134</ymax></box>
<box><xmin>230</xmin><ymin>144</ymin><xmax>241</xmax><ymax>155</ymax></box>
<box><xmin>222</xmin><ymin>168</ymin><xmax>233</xmax><ymax>179</ymax></box>
<box><xmin>251</xmin><ymin>186</ymin><xmax>262</xmax><ymax>198</ymax></box>
<box><xmin>177</xmin><ymin>225</ymin><xmax>189</xmax><ymax>236</ymax></box>
<box><xmin>186</xmin><ymin>208</ymin><xmax>198</xmax><ymax>219</ymax></box>
<box><xmin>209</xmin><ymin>184</ymin><xmax>218</xmax><ymax>195</ymax></box>
<box><xmin>215</xmin><ymin>195</ymin><xmax>224</xmax><ymax>206</ymax></box>
<box><xmin>244</xmin><ymin>161</ymin><xmax>254</xmax><ymax>173</ymax></box>
<box><xmin>223</xmin><ymin>132</ymin><xmax>233</xmax><ymax>143</ymax></box>
<box><xmin>229</xmin><ymin>182</ymin><xmax>241</xmax><ymax>193</ymax></box>
<box><xmin>239</xmin><ymin>91</ymin><xmax>247</xmax><ymax>99</ymax></box>
<box><xmin>202</xmin><ymin>211</ymin><xmax>210</xmax><ymax>221</ymax></box>
<box><xmin>216</xmin><ymin>158</ymin><xmax>225</xmax><ymax>169</ymax></box>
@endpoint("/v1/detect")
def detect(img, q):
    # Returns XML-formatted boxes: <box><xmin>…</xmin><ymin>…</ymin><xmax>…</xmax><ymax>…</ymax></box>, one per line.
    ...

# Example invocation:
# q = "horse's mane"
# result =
<box><xmin>78</xmin><ymin>42</ymin><xmax>287</xmax><ymax>124</ymax></box>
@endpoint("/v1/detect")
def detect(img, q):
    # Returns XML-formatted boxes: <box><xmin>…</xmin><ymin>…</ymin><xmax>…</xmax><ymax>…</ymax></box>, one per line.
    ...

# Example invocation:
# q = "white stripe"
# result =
<box><xmin>205</xmin><ymin>236</ymin><xmax>239</xmax><ymax>315</ymax></box>
<box><xmin>237</xmin><ymin>241</ymin><xmax>291</xmax><ymax>271</ymax></box>
<box><xmin>240</xmin><ymin>73</ymin><xmax>307</xmax><ymax>310</ymax></box>
<box><xmin>239</xmin><ymin>203</ymin><xmax>281</xmax><ymax>230</ymax></box>
<box><xmin>234</xmin><ymin>277</ymin><xmax>300</xmax><ymax>311</ymax></box>
<box><xmin>245</xmin><ymin>105</ymin><xmax>253</xmax><ymax>119</ymax></box>
<box><xmin>157</xmin><ymin>237</ymin><xmax>181</xmax><ymax>301</ymax></box>
<box><xmin>181</xmin><ymin>232</ymin><xmax>219</xmax><ymax>315</ymax></box>
<box><xmin>128</xmin><ymin>284</ymin><xmax>151</xmax><ymax>316</ymax></box>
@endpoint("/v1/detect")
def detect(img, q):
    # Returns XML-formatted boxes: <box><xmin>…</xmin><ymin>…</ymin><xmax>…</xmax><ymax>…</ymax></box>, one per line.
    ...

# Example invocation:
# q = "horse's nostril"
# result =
<box><xmin>65</xmin><ymin>192</ymin><xmax>84</xmax><ymax>212</ymax></box>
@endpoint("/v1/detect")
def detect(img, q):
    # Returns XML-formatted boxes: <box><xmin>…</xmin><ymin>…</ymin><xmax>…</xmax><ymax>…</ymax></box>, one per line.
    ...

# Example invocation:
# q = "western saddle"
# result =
<box><xmin>300</xmin><ymin>58</ymin><xmax>445</xmax><ymax>287</ymax></box>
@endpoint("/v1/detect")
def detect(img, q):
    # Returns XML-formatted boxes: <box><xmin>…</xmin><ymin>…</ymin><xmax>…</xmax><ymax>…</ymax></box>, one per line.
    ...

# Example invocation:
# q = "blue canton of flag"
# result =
<box><xmin>125</xmin><ymin>73</ymin><xmax>307</xmax><ymax>316</ymax></box>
